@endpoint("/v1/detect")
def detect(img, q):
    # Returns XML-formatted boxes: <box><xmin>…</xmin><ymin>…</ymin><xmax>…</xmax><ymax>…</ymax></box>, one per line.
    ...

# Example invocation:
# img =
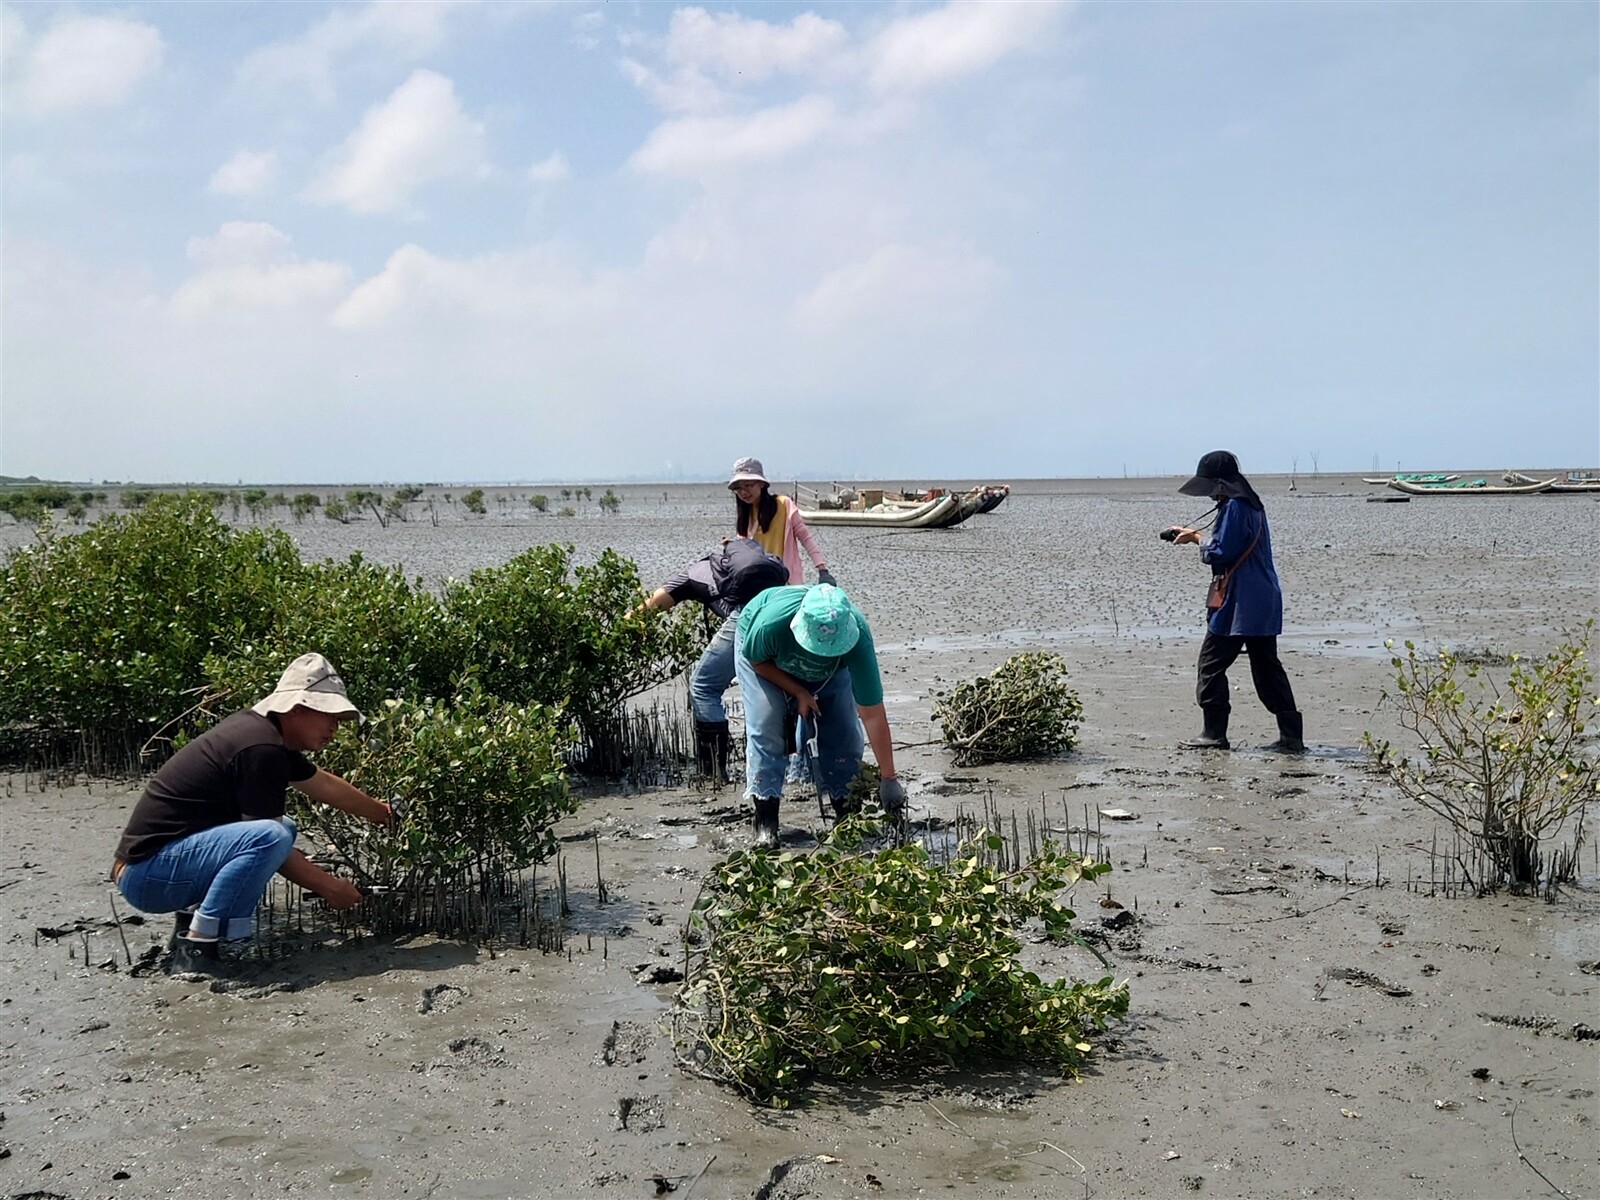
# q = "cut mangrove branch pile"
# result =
<box><xmin>671</xmin><ymin>815</ymin><xmax>1128</xmax><ymax>1107</ymax></box>
<box><xmin>933</xmin><ymin>652</ymin><xmax>1084</xmax><ymax>766</ymax></box>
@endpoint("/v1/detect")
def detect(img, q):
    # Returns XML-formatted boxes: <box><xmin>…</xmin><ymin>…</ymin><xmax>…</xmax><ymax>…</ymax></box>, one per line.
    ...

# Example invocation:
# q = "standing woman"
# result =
<box><xmin>728</xmin><ymin>457</ymin><xmax>833</xmax><ymax>587</ymax></box>
<box><xmin>1164</xmin><ymin>451</ymin><xmax>1305</xmax><ymax>753</ymax></box>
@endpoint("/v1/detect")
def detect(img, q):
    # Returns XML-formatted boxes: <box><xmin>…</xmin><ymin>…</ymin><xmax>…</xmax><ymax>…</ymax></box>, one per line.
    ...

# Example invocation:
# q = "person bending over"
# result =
<box><xmin>734</xmin><ymin>583</ymin><xmax>904</xmax><ymax>846</ymax></box>
<box><xmin>111</xmin><ymin>653</ymin><xmax>393</xmax><ymax>976</ymax></box>
<box><xmin>639</xmin><ymin>538</ymin><xmax>789</xmax><ymax>781</ymax></box>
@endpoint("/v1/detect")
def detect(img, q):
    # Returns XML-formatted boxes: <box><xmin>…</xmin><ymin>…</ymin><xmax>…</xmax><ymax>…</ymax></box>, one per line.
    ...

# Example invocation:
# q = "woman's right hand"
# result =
<box><xmin>793</xmin><ymin>690</ymin><xmax>820</xmax><ymax>721</ymax></box>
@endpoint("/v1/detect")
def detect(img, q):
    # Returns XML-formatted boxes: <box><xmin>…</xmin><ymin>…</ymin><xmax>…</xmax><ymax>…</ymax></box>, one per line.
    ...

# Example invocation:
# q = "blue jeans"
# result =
<box><xmin>689</xmin><ymin>616</ymin><xmax>737</xmax><ymax>723</ymax></box>
<box><xmin>734</xmin><ymin>626</ymin><xmax>863</xmax><ymax>801</ymax></box>
<box><xmin>117</xmin><ymin>818</ymin><xmax>297</xmax><ymax>941</ymax></box>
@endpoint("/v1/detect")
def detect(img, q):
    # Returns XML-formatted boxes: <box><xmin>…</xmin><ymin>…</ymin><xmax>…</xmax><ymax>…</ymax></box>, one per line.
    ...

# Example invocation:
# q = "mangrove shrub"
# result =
<box><xmin>308</xmin><ymin>685</ymin><xmax>577</xmax><ymax>889</ymax></box>
<box><xmin>0</xmin><ymin>500</ymin><xmax>697</xmax><ymax>771</ymax></box>
<box><xmin>0</xmin><ymin>497</ymin><xmax>301</xmax><ymax>762</ymax></box>
<box><xmin>1365</xmin><ymin>627</ymin><xmax>1598</xmax><ymax>894</ymax></box>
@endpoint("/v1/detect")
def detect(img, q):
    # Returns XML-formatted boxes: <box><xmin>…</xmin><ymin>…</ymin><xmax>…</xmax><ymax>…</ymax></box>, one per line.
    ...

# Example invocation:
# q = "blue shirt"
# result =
<box><xmin>1200</xmin><ymin>500</ymin><xmax>1284</xmax><ymax>637</ymax></box>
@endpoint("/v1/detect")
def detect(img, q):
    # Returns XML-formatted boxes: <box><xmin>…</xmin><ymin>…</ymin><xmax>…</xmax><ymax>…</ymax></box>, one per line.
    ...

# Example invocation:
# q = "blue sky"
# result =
<box><xmin>2</xmin><ymin>1</ymin><xmax>1595</xmax><ymax>484</ymax></box>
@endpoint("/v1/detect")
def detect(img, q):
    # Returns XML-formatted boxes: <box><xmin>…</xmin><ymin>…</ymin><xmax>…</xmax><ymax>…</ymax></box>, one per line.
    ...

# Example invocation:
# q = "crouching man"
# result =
<box><xmin>734</xmin><ymin>583</ymin><xmax>905</xmax><ymax>846</ymax></box>
<box><xmin>111</xmin><ymin>653</ymin><xmax>392</xmax><ymax>976</ymax></box>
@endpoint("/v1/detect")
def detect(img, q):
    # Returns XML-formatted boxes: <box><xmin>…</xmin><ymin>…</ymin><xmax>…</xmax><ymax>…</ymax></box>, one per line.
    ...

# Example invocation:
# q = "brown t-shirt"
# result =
<box><xmin>114</xmin><ymin>710</ymin><xmax>316</xmax><ymax>863</ymax></box>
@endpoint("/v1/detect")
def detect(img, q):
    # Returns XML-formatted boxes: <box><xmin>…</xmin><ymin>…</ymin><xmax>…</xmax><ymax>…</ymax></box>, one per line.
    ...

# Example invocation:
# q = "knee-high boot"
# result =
<box><xmin>694</xmin><ymin>720</ymin><xmax>730</xmax><ymax>781</ymax></box>
<box><xmin>1179</xmin><ymin>706</ymin><xmax>1230</xmax><ymax>750</ymax></box>
<box><xmin>1265</xmin><ymin>711</ymin><xmax>1305</xmax><ymax>754</ymax></box>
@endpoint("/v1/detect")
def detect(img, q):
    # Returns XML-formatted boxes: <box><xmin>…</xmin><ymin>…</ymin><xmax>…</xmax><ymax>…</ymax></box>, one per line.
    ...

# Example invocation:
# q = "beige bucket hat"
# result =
<box><xmin>251</xmin><ymin>652</ymin><xmax>361</xmax><ymax>719</ymax></box>
<box><xmin>728</xmin><ymin>456</ymin><xmax>768</xmax><ymax>488</ymax></box>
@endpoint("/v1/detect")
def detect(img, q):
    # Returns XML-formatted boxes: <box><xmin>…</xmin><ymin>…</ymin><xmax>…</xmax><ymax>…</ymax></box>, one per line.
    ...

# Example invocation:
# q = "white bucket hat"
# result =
<box><xmin>251</xmin><ymin>652</ymin><xmax>361</xmax><ymax>719</ymax></box>
<box><xmin>728</xmin><ymin>456</ymin><xmax>769</xmax><ymax>488</ymax></box>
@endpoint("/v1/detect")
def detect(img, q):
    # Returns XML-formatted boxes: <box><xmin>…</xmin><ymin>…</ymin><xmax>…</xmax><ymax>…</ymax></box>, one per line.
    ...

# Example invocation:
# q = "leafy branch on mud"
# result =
<box><xmin>933</xmin><ymin>652</ymin><xmax>1084</xmax><ymax>766</ymax></box>
<box><xmin>672</xmin><ymin>815</ymin><xmax>1128</xmax><ymax>1107</ymax></box>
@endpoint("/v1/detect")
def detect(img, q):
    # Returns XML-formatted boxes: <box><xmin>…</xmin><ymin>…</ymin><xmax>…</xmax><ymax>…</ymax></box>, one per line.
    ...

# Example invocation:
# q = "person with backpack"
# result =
<box><xmin>640</xmin><ymin>538</ymin><xmax>791</xmax><ymax>781</ymax></box>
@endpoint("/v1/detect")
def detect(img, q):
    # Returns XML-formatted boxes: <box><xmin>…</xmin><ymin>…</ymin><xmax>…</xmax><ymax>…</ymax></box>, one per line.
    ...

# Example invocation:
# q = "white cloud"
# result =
<box><xmin>172</xmin><ymin>222</ymin><xmax>351</xmax><ymax>318</ymax></box>
<box><xmin>237</xmin><ymin>2</ymin><xmax>468</xmax><ymax>101</ymax></box>
<box><xmin>664</xmin><ymin>8</ymin><xmax>847</xmax><ymax>84</ymax></box>
<box><xmin>795</xmin><ymin>242</ymin><xmax>1002</xmax><ymax>332</ymax></box>
<box><xmin>1</xmin><ymin>9</ymin><xmax>27</xmax><ymax>71</ymax></box>
<box><xmin>620</xmin><ymin>8</ymin><xmax>848</xmax><ymax>117</ymax></box>
<box><xmin>306</xmin><ymin>70</ymin><xmax>487</xmax><ymax>216</ymax></box>
<box><xmin>332</xmin><ymin>242</ymin><xmax>622</xmax><ymax>330</ymax></box>
<box><xmin>208</xmin><ymin>150</ymin><xmax>279</xmax><ymax>199</ymax></box>
<box><xmin>630</xmin><ymin>95</ymin><xmax>837</xmax><ymax>175</ymax></box>
<box><xmin>14</xmin><ymin>14</ymin><xmax>163</xmax><ymax>116</ymax></box>
<box><xmin>866</xmin><ymin>1</ymin><xmax>1066</xmax><ymax>93</ymax></box>
<box><xmin>528</xmin><ymin>152</ymin><xmax>571</xmax><ymax>184</ymax></box>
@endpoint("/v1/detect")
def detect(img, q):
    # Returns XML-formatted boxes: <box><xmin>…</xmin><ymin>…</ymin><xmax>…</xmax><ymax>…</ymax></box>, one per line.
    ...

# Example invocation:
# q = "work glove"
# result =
<box><xmin>817</xmin><ymin>568</ymin><xmax>838</xmax><ymax>589</ymax></box>
<box><xmin>878</xmin><ymin>775</ymin><xmax>906</xmax><ymax>816</ymax></box>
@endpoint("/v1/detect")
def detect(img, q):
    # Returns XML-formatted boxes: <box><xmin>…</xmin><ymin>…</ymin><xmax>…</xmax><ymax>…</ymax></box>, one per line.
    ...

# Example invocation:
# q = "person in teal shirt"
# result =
<box><xmin>734</xmin><ymin>584</ymin><xmax>904</xmax><ymax>845</ymax></box>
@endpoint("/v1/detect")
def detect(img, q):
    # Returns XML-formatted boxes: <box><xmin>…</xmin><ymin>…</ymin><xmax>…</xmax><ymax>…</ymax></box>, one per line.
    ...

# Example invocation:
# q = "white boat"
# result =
<box><xmin>799</xmin><ymin>494</ymin><xmax>960</xmax><ymax>528</ymax></box>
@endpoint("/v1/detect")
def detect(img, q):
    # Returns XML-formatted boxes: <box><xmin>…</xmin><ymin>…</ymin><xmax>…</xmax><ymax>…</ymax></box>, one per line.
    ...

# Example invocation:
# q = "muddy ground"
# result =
<box><xmin>2</xmin><ymin>475</ymin><xmax>1597</xmax><ymax>1199</ymax></box>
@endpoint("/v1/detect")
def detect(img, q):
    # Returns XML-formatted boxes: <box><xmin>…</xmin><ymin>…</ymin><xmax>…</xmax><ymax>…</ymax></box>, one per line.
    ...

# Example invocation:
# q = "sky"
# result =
<box><xmin>1</xmin><ymin>1</ymin><xmax>1595</xmax><ymax>485</ymax></box>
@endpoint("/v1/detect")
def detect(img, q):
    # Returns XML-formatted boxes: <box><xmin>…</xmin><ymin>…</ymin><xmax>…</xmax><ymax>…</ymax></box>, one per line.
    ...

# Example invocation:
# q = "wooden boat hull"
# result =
<box><xmin>1505</xmin><ymin>471</ymin><xmax>1600</xmax><ymax>493</ymax></box>
<box><xmin>800</xmin><ymin>494</ymin><xmax>960</xmax><ymax>527</ymax></box>
<box><xmin>1387</xmin><ymin>478</ymin><xmax>1553</xmax><ymax>496</ymax></box>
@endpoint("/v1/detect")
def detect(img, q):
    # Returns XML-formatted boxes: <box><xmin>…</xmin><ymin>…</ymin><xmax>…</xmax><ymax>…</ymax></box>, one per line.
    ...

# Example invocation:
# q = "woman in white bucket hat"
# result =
<box><xmin>111</xmin><ymin>653</ymin><xmax>395</xmax><ymax>978</ymax></box>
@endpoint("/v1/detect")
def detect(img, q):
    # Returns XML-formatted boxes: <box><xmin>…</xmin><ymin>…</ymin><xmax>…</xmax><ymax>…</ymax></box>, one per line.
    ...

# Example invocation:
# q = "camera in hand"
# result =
<box><xmin>1158</xmin><ymin>527</ymin><xmax>1179</xmax><ymax>542</ymax></box>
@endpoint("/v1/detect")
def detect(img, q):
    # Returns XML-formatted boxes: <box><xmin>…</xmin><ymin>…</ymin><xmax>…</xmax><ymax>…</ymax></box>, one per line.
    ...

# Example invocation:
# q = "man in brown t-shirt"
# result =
<box><xmin>112</xmin><ymin>653</ymin><xmax>393</xmax><ymax>976</ymax></box>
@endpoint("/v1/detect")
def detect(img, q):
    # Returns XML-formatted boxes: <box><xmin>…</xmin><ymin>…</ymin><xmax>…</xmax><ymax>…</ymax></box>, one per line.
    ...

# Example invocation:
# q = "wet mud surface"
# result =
<box><xmin>2</xmin><ymin>475</ymin><xmax>1597</xmax><ymax>1198</ymax></box>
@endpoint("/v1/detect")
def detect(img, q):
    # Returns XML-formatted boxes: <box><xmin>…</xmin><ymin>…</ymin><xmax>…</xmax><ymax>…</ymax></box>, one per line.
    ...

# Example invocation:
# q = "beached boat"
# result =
<box><xmin>799</xmin><ymin>483</ymin><xmax>1005</xmax><ymax>528</ymax></box>
<box><xmin>975</xmin><ymin>485</ymin><xmax>1010</xmax><ymax>514</ymax></box>
<box><xmin>1504</xmin><ymin>471</ymin><xmax>1600</xmax><ymax>494</ymax></box>
<box><xmin>1387</xmin><ymin>477</ymin><xmax>1553</xmax><ymax>496</ymax></box>
<box><xmin>1362</xmin><ymin>472</ymin><xmax>1460</xmax><ymax>485</ymax></box>
<box><xmin>799</xmin><ymin>493</ymin><xmax>962</xmax><ymax>528</ymax></box>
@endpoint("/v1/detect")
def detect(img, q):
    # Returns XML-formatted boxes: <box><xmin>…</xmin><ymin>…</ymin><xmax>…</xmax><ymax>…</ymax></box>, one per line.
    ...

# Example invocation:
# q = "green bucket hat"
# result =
<box><xmin>790</xmin><ymin>584</ymin><xmax>860</xmax><ymax>658</ymax></box>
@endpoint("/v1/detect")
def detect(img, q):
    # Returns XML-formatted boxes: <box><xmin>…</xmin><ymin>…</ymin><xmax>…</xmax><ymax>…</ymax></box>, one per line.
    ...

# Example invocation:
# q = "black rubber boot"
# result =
<box><xmin>166</xmin><ymin>937</ymin><xmax>235</xmax><ymax>979</ymax></box>
<box><xmin>168</xmin><ymin>909</ymin><xmax>196</xmax><ymax>947</ymax></box>
<box><xmin>1266</xmin><ymin>711</ymin><xmax>1305</xmax><ymax>754</ymax></box>
<box><xmin>752</xmin><ymin>797</ymin><xmax>781</xmax><ymax>847</ymax></box>
<box><xmin>1179</xmin><ymin>707</ymin><xmax>1231</xmax><ymax>750</ymax></box>
<box><xmin>829</xmin><ymin>792</ymin><xmax>860</xmax><ymax>822</ymax></box>
<box><xmin>694</xmin><ymin>720</ymin><xmax>731</xmax><ymax>781</ymax></box>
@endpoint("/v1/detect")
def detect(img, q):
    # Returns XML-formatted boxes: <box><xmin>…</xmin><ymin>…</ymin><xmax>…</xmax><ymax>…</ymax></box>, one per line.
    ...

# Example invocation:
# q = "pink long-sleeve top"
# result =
<box><xmin>745</xmin><ymin>494</ymin><xmax>827</xmax><ymax>583</ymax></box>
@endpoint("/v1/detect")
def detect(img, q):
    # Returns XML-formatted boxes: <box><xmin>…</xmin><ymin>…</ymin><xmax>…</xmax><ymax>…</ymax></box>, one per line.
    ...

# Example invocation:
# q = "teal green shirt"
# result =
<box><xmin>738</xmin><ymin>586</ymin><xmax>884</xmax><ymax>707</ymax></box>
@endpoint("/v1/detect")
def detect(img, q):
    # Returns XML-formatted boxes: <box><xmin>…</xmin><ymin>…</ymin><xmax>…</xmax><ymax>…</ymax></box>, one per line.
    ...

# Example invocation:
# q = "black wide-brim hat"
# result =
<box><xmin>1179</xmin><ymin>450</ymin><xmax>1255</xmax><ymax>499</ymax></box>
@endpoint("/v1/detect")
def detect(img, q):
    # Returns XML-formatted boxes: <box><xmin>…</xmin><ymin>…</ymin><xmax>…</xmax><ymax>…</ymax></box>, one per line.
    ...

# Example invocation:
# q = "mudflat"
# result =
<box><xmin>3</xmin><ymin>475</ymin><xmax>1597</xmax><ymax>1199</ymax></box>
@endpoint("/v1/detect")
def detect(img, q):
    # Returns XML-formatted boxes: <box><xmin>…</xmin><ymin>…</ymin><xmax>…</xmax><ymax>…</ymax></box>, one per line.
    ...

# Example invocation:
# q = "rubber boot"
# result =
<box><xmin>829</xmin><ymin>791</ymin><xmax>860</xmax><ymax>822</ymax></box>
<box><xmin>713</xmin><ymin>724</ymin><xmax>732</xmax><ymax>784</ymax></box>
<box><xmin>168</xmin><ymin>909</ymin><xmax>195</xmax><ymax>948</ymax></box>
<box><xmin>1266</xmin><ymin>711</ymin><xmax>1305</xmax><ymax>754</ymax></box>
<box><xmin>694</xmin><ymin>720</ymin><xmax>730</xmax><ymax>782</ymax></box>
<box><xmin>752</xmin><ymin>797</ymin><xmax>781</xmax><ymax>847</ymax></box>
<box><xmin>1179</xmin><ymin>707</ymin><xmax>1231</xmax><ymax>750</ymax></box>
<box><xmin>166</xmin><ymin>937</ymin><xmax>236</xmax><ymax>980</ymax></box>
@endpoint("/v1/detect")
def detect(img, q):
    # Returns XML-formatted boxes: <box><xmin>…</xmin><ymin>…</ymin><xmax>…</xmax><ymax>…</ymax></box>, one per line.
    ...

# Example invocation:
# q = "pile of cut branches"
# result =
<box><xmin>672</xmin><ymin>816</ymin><xmax>1128</xmax><ymax>1107</ymax></box>
<box><xmin>933</xmin><ymin>651</ymin><xmax>1084</xmax><ymax>766</ymax></box>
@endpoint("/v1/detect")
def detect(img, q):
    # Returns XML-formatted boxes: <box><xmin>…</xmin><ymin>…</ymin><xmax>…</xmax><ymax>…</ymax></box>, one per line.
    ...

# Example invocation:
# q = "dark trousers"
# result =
<box><xmin>1196</xmin><ymin>632</ymin><xmax>1297</xmax><ymax>714</ymax></box>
